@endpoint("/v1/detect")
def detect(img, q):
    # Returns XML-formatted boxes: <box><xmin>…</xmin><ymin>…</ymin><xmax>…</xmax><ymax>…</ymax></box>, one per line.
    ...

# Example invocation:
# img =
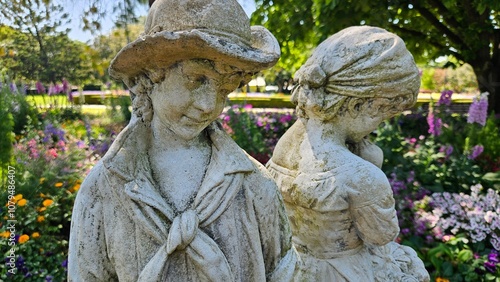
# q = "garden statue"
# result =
<box><xmin>267</xmin><ymin>26</ymin><xmax>430</xmax><ymax>281</ymax></box>
<box><xmin>68</xmin><ymin>0</ymin><xmax>298</xmax><ymax>281</ymax></box>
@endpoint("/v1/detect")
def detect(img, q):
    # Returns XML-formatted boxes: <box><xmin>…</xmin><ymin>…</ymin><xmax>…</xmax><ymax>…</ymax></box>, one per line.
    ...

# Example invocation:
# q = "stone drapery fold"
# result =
<box><xmin>115</xmin><ymin>166</ymin><xmax>244</xmax><ymax>281</ymax></box>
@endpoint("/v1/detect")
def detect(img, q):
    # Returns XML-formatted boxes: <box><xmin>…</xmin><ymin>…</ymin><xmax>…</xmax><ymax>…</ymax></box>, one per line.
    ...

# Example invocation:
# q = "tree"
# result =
<box><xmin>90</xmin><ymin>18</ymin><xmax>145</xmax><ymax>83</ymax></box>
<box><xmin>0</xmin><ymin>0</ymin><xmax>94</xmax><ymax>84</ymax></box>
<box><xmin>252</xmin><ymin>0</ymin><xmax>500</xmax><ymax>114</ymax></box>
<box><xmin>78</xmin><ymin>0</ymin><xmax>149</xmax><ymax>42</ymax></box>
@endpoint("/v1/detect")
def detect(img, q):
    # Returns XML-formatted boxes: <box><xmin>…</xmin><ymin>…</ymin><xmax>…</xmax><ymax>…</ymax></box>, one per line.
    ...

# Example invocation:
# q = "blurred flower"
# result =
<box><xmin>437</xmin><ymin>90</ymin><xmax>453</xmax><ymax>106</ymax></box>
<box><xmin>18</xmin><ymin>234</ymin><xmax>29</xmax><ymax>244</ymax></box>
<box><xmin>45</xmin><ymin>148</ymin><xmax>58</xmax><ymax>160</ymax></box>
<box><xmin>62</xmin><ymin>78</ymin><xmax>70</xmax><ymax>93</ymax></box>
<box><xmin>42</xmin><ymin>199</ymin><xmax>54</xmax><ymax>207</ymax></box>
<box><xmin>48</xmin><ymin>83</ymin><xmax>56</xmax><ymax>96</ymax></box>
<box><xmin>17</xmin><ymin>199</ymin><xmax>27</xmax><ymax>206</ymax></box>
<box><xmin>39</xmin><ymin>178</ymin><xmax>46</xmax><ymax>184</ymax></box>
<box><xmin>43</xmin><ymin>123</ymin><xmax>66</xmax><ymax>143</ymax></box>
<box><xmin>36</xmin><ymin>81</ymin><xmax>46</xmax><ymax>94</ymax></box>
<box><xmin>445</xmin><ymin>145</ymin><xmax>453</xmax><ymax>158</ymax></box>
<box><xmin>61</xmin><ymin>259</ymin><xmax>68</xmax><ymax>269</ymax></box>
<box><xmin>14</xmin><ymin>194</ymin><xmax>23</xmax><ymax>202</ymax></box>
<box><xmin>0</xmin><ymin>231</ymin><xmax>10</xmax><ymax>238</ymax></box>
<box><xmin>10</xmin><ymin>82</ymin><xmax>18</xmax><ymax>94</ymax></box>
<box><xmin>467</xmin><ymin>92</ymin><xmax>488</xmax><ymax>126</ymax></box>
<box><xmin>426</xmin><ymin>107</ymin><xmax>442</xmax><ymax>136</ymax></box>
<box><xmin>55</xmin><ymin>182</ymin><xmax>63</xmax><ymax>188</ymax></box>
<box><xmin>485</xmin><ymin>250</ymin><xmax>499</xmax><ymax>273</ymax></box>
<box><xmin>70</xmin><ymin>183</ymin><xmax>81</xmax><ymax>193</ymax></box>
<box><xmin>435</xmin><ymin>278</ymin><xmax>449</xmax><ymax>282</ymax></box>
<box><xmin>32</xmin><ymin>232</ymin><xmax>40</xmax><ymax>238</ymax></box>
<box><xmin>469</xmin><ymin>145</ymin><xmax>484</xmax><ymax>160</ymax></box>
<box><xmin>37</xmin><ymin>216</ymin><xmax>45</xmax><ymax>222</ymax></box>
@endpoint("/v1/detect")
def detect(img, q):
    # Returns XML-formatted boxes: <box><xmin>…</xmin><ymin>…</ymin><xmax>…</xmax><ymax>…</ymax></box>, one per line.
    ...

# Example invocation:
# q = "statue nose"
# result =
<box><xmin>193</xmin><ymin>84</ymin><xmax>218</xmax><ymax>113</ymax></box>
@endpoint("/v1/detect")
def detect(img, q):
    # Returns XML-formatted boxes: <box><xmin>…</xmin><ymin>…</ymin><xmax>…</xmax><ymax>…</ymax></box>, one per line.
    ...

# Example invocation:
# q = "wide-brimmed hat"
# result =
<box><xmin>109</xmin><ymin>0</ymin><xmax>280</xmax><ymax>82</ymax></box>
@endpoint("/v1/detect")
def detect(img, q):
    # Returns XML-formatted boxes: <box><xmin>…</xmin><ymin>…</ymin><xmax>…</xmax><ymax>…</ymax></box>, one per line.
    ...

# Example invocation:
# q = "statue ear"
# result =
<box><xmin>347</xmin><ymin>98</ymin><xmax>363</xmax><ymax>119</ymax></box>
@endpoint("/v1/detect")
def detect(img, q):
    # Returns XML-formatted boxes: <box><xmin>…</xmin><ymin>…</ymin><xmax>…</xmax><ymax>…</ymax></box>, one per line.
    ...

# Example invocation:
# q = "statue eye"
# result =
<box><xmin>186</xmin><ymin>75</ymin><xmax>208</xmax><ymax>89</ymax></box>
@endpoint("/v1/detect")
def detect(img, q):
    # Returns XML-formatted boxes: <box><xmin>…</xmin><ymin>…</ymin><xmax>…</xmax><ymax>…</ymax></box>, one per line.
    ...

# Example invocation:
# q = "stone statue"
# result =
<box><xmin>68</xmin><ymin>0</ymin><xmax>297</xmax><ymax>281</ymax></box>
<box><xmin>267</xmin><ymin>26</ymin><xmax>430</xmax><ymax>281</ymax></box>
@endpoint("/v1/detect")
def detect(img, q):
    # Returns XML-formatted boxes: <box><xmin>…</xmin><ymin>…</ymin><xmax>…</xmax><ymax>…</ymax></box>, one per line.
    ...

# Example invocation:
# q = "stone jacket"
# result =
<box><xmin>68</xmin><ymin>120</ymin><xmax>297</xmax><ymax>282</ymax></box>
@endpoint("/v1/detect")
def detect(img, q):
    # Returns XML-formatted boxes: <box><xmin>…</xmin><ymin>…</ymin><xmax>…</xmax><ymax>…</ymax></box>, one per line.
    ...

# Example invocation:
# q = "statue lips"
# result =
<box><xmin>182</xmin><ymin>115</ymin><xmax>210</xmax><ymax>126</ymax></box>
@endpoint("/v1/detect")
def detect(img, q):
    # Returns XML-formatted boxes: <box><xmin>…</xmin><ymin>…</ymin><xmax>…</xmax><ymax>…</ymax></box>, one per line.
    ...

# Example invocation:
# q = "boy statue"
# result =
<box><xmin>68</xmin><ymin>0</ymin><xmax>297</xmax><ymax>281</ymax></box>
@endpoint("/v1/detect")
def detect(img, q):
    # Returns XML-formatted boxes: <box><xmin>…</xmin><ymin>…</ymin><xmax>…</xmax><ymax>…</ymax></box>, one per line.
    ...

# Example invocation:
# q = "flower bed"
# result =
<box><xmin>1</xmin><ymin>82</ymin><xmax>499</xmax><ymax>281</ymax></box>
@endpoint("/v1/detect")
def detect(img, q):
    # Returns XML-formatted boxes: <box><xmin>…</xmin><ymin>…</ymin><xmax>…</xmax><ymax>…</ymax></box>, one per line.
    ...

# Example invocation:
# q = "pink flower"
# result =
<box><xmin>45</xmin><ymin>148</ymin><xmax>58</xmax><ymax>160</ymax></box>
<box><xmin>36</xmin><ymin>81</ymin><xmax>46</xmax><ymax>94</ymax></box>
<box><xmin>427</xmin><ymin>109</ymin><xmax>442</xmax><ymax>136</ymax></box>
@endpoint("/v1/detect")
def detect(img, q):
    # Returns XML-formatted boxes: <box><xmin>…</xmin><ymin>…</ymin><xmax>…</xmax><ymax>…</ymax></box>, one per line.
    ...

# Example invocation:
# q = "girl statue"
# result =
<box><xmin>267</xmin><ymin>26</ymin><xmax>429</xmax><ymax>282</ymax></box>
<box><xmin>68</xmin><ymin>0</ymin><xmax>297</xmax><ymax>281</ymax></box>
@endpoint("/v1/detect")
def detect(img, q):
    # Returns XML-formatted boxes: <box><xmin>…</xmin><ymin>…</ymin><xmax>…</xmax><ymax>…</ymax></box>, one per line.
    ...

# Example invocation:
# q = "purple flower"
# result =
<box><xmin>485</xmin><ymin>261</ymin><xmax>498</xmax><ymax>273</ymax></box>
<box><xmin>55</xmin><ymin>84</ymin><xmax>63</xmax><ymax>94</ymax></box>
<box><xmin>43</xmin><ymin>123</ymin><xmax>66</xmax><ymax>143</ymax></box>
<box><xmin>488</xmin><ymin>251</ymin><xmax>499</xmax><ymax>264</ymax></box>
<box><xmin>427</xmin><ymin>109</ymin><xmax>442</xmax><ymax>136</ymax></box>
<box><xmin>61</xmin><ymin>259</ymin><xmax>68</xmax><ymax>269</ymax></box>
<box><xmin>45</xmin><ymin>275</ymin><xmax>53</xmax><ymax>282</ymax></box>
<box><xmin>48</xmin><ymin>83</ymin><xmax>56</xmax><ymax>96</ymax></box>
<box><xmin>36</xmin><ymin>81</ymin><xmax>46</xmax><ymax>94</ymax></box>
<box><xmin>467</xmin><ymin>92</ymin><xmax>488</xmax><ymax>126</ymax></box>
<box><xmin>84</xmin><ymin>120</ymin><xmax>92</xmax><ymax>138</ymax></box>
<box><xmin>10</xmin><ymin>82</ymin><xmax>18</xmax><ymax>93</ymax></box>
<box><xmin>445</xmin><ymin>145</ymin><xmax>453</xmax><ymax>158</ymax></box>
<box><xmin>62</xmin><ymin>79</ymin><xmax>70</xmax><ymax>94</ymax></box>
<box><xmin>437</xmin><ymin>90</ymin><xmax>453</xmax><ymax>106</ymax></box>
<box><xmin>469</xmin><ymin>145</ymin><xmax>484</xmax><ymax>160</ymax></box>
<box><xmin>76</xmin><ymin>140</ymin><xmax>86</xmax><ymax>149</ymax></box>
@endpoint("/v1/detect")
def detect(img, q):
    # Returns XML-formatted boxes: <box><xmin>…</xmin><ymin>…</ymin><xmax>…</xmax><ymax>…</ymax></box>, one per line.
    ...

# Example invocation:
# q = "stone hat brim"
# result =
<box><xmin>109</xmin><ymin>26</ymin><xmax>280</xmax><ymax>82</ymax></box>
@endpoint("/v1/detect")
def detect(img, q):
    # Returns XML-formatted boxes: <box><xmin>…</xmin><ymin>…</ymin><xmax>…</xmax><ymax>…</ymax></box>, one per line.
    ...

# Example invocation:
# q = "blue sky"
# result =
<box><xmin>67</xmin><ymin>0</ymin><xmax>256</xmax><ymax>43</ymax></box>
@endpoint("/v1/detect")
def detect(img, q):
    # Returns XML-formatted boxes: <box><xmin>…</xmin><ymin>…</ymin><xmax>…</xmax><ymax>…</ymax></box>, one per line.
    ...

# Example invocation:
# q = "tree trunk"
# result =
<box><xmin>473</xmin><ymin>60</ymin><xmax>500</xmax><ymax>116</ymax></box>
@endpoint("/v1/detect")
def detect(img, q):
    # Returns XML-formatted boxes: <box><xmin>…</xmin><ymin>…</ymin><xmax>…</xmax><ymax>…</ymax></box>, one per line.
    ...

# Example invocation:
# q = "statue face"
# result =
<box><xmin>149</xmin><ymin>60</ymin><xmax>241</xmax><ymax>140</ymax></box>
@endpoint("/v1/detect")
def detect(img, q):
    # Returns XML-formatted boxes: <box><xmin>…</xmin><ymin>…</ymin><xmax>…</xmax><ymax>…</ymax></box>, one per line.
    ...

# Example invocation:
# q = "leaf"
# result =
<box><xmin>483</xmin><ymin>172</ymin><xmax>500</xmax><ymax>182</ymax></box>
<box><xmin>457</xmin><ymin>249</ymin><xmax>473</xmax><ymax>262</ymax></box>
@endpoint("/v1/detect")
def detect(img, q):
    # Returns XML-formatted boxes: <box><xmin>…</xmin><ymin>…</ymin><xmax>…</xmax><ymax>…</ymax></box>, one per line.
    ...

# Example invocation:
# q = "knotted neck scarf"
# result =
<box><xmin>123</xmin><ymin>170</ymin><xmax>244</xmax><ymax>281</ymax></box>
<box><xmin>107</xmin><ymin>120</ymin><xmax>253</xmax><ymax>281</ymax></box>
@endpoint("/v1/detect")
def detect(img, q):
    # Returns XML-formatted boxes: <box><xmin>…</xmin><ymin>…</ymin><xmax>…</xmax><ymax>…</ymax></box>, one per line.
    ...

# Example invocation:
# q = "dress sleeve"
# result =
<box><xmin>246</xmin><ymin>164</ymin><xmax>298</xmax><ymax>282</ymax></box>
<box><xmin>348</xmin><ymin>166</ymin><xmax>400</xmax><ymax>246</ymax></box>
<box><xmin>68</xmin><ymin>165</ymin><xmax>117</xmax><ymax>281</ymax></box>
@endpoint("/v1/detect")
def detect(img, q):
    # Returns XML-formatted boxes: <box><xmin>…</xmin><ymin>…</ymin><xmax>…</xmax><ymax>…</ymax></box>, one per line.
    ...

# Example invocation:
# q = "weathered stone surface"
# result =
<box><xmin>68</xmin><ymin>0</ymin><xmax>297</xmax><ymax>281</ymax></box>
<box><xmin>268</xmin><ymin>26</ymin><xmax>430</xmax><ymax>281</ymax></box>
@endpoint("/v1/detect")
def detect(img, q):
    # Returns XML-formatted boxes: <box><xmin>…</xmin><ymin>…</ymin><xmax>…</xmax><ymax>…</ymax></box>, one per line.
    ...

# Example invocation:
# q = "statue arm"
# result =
<box><xmin>348</xmin><ymin>169</ymin><xmax>400</xmax><ymax>246</ymax></box>
<box><xmin>246</xmin><ymin>166</ymin><xmax>298</xmax><ymax>282</ymax></box>
<box><xmin>68</xmin><ymin>166</ymin><xmax>117</xmax><ymax>281</ymax></box>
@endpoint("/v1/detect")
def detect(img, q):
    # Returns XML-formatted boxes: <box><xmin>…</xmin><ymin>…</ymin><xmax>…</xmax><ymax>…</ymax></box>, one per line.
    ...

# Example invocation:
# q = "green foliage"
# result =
<box><xmin>252</xmin><ymin>0</ymin><xmax>500</xmax><ymax>113</ymax></box>
<box><xmin>0</xmin><ymin>85</ymin><xmax>15</xmax><ymax>178</ymax></box>
<box><xmin>420</xmin><ymin>65</ymin><xmax>479</xmax><ymax>93</ymax></box>
<box><xmin>0</xmin><ymin>0</ymin><xmax>95</xmax><ymax>85</ymax></box>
